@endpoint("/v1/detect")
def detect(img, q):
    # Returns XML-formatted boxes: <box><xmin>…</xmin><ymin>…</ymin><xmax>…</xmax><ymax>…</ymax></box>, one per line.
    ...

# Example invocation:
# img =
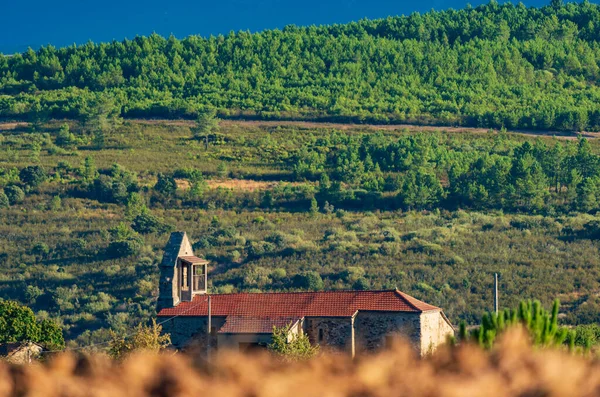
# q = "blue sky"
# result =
<box><xmin>2</xmin><ymin>0</ymin><xmax>555</xmax><ymax>53</ymax></box>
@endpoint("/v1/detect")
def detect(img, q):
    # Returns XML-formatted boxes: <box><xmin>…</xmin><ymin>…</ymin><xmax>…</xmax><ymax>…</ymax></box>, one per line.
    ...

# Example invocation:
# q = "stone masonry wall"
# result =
<box><xmin>305</xmin><ymin>317</ymin><xmax>353</xmax><ymax>353</ymax></box>
<box><xmin>161</xmin><ymin>311</ymin><xmax>453</xmax><ymax>356</ymax></box>
<box><xmin>419</xmin><ymin>310</ymin><xmax>455</xmax><ymax>355</ymax></box>
<box><xmin>5</xmin><ymin>345</ymin><xmax>43</xmax><ymax>364</ymax></box>
<box><xmin>160</xmin><ymin>316</ymin><xmax>226</xmax><ymax>350</ymax></box>
<box><xmin>217</xmin><ymin>333</ymin><xmax>274</xmax><ymax>350</ymax></box>
<box><xmin>354</xmin><ymin>312</ymin><xmax>421</xmax><ymax>353</ymax></box>
<box><xmin>157</xmin><ymin>232</ymin><xmax>195</xmax><ymax>310</ymax></box>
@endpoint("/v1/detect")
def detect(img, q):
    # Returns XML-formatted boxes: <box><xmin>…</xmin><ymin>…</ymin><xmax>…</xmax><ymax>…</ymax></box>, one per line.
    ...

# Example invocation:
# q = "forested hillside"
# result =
<box><xmin>3</xmin><ymin>1</ymin><xmax>600</xmax><ymax>347</ymax></box>
<box><xmin>3</xmin><ymin>1</ymin><xmax>600</xmax><ymax>130</ymax></box>
<box><xmin>2</xmin><ymin>119</ymin><xmax>600</xmax><ymax>344</ymax></box>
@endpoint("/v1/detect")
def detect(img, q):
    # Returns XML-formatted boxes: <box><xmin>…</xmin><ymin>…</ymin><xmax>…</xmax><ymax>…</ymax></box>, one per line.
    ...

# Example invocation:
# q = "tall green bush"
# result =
<box><xmin>268</xmin><ymin>324</ymin><xmax>319</xmax><ymax>361</ymax></box>
<box><xmin>462</xmin><ymin>299</ymin><xmax>572</xmax><ymax>349</ymax></box>
<box><xmin>0</xmin><ymin>300</ymin><xmax>64</xmax><ymax>349</ymax></box>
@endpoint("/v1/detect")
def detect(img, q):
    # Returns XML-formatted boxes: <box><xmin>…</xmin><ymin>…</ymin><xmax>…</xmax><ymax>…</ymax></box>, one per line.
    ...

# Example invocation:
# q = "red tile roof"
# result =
<box><xmin>157</xmin><ymin>290</ymin><xmax>440</xmax><ymax>318</ymax></box>
<box><xmin>218</xmin><ymin>316</ymin><xmax>301</xmax><ymax>334</ymax></box>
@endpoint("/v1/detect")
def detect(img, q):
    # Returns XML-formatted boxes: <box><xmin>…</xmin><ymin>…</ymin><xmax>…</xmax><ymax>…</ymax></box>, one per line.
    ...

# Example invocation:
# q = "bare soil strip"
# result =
<box><xmin>177</xmin><ymin>178</ymin><xmax>300</xmax><ymax>192</ymax></box>
<box><xmin>131</xmin><ymin>119</ymin><xmax>600</xmax><ymax>140</ymax></box>
<box><xmin>1</xmin><ymin>119</ymin><xmax>597</xmax><ymax>140</ymax></box>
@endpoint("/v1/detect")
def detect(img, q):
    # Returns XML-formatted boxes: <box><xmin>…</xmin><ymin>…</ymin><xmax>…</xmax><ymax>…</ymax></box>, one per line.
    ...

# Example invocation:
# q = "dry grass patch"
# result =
<box><xmin>3</xmin><ymin>329</ymin><xmax>600</xmax><ymax>397</ymax></box>
<box><xmin>205</xmin><ymin>179</ymin><xmax>300</xmax><ymax>191</ymax></box>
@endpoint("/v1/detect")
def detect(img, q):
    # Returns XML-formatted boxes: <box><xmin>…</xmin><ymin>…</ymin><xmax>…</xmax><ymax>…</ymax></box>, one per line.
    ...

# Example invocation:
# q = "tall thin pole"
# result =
<box><xmin>494</xmin><ymin>273</ymin><xmax>499</xmax><ymax>315</ymax></box>
<box><xmin>207</xmin><ymin>295</ymin><xmax>212</xmax><ymax>358</ymax></box>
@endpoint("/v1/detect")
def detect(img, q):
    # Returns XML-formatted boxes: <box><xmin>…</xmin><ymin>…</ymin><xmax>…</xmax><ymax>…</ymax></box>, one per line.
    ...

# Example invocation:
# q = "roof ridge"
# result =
<box><xmin>394</xmin><ymin>289</ymin><xmax>440</xmax><ymax>312</ymax></box>
<box><xmin>225</xmin><ymin>314</ymin><xmax>301</xmax><ymax>318</ymax></box>
<box><xmin>394</xmin><ymin>289</ymin><xmax>421</xmax><ymax>311</ymax></box>
<box><xmin>200</xmin><ymin>289</ymin><xmax>400</xmax><ymax>297</ymax></box>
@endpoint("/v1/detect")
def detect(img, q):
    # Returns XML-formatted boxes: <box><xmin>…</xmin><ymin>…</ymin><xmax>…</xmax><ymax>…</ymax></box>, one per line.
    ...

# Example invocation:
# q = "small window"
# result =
<box><xmin>318</xmin><ymin>328</ymin><xmax>324</xmax><ymax>343</ymax></box>
<box><xmin>192</xmin><ymin>265</ymin><xmax>205</xmax><ymax>291</ymax></box>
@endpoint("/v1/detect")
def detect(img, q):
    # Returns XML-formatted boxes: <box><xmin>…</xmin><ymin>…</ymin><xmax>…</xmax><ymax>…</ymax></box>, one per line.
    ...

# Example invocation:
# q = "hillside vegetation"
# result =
<box><xmin>3</xmin><ymin>2</ymin><xmax>600</xmax><ymax>130</ymax></box>
<box><xmin>2</xmin><ymin>120</ymin><xmax>600</xmax><ymax>344</ymax></box>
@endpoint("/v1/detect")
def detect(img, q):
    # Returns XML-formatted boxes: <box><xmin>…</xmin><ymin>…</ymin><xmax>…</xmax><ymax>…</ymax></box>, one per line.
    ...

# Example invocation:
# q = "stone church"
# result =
<box><xmin>157</xmin><ymin>232</ymin><xmax>455</xmax><ymax>356</ymax></box>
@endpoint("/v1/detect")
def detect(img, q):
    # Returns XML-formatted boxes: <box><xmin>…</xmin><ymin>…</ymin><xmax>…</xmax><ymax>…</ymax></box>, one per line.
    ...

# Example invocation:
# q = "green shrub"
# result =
<box><xmin>573</xmin><ymin>324</ymin><xmax>600</xmax><ymax>350</ymax></box>
<box><xmin>107</xmin><ymin>223</ymin><xmax>145</xmax><ymax>258</ymax></box>
<box><xmin>215</xmin><ymin>284</ymin><xmax>235</xmax><ymax>294</ymax></box>
<box><xmin>32</xmin><ymin>242</ymin><xmax>50</xmax><ymax>257</ymax></box>
<box><xmin>154</xmin><ymin>173</ymin><xmax>177</xmax><ymax>196</ymax></box>
<box><xmin>4</xmin><ymin>185</ymin><xmax>24</xmax><ymax>205</ymax></box>
<box><xmin>19</xmin><ymin>165</ymin><xmax>47</xmax><ymax>188</ymax></box>
<box><xmin>56</xmin><ymin>123</ymin><xmax>77</xmax><ymax>148</ymax></box>
<box><xmin>353</xmin><ymin>278</ymin><xmax>370</xmax><ymax>290</ymax></box>
<box><xmin>342</xmin><ymin>266</ymin><xmax>365</xmax><ymax>283</ymax></box>
<box><xmin>50</xmin><ymin>195</ymin><xmax>62</xmax><ymax>211</ymax></box>
<box><xmin>271</xmin><ymin>268</ymin><xmax>287</xmax><ymax>280</ymax></box>
<box><xmin>381</xmin><ymin>227</ymin><xmax>401</xmax><ymax>242</ymax></box>
<box><xmin>0</xmin><ymin>300</ymin><xmax>64</xmax><ymax>349</ymax></box>
<box><xmin>246</xmin><ymin>241</ymin><xmax>277</xmax><ymax>258</ymax></box>
<box><xmin>25</xmin><ymin>285</ymin><xmax>44</xmax><ymax>304</ymax></box>
<box><xmin>0</xmin><ymin>192</ymin><xmax>8</xmax><ymax>208</ymax></box>
<box><xmin>462</xmin><ymin>299</ymin><xmax>571</xmax><ymax>350</ymax></box>
<box><xmin>131</xmin><ymin>210</ymin><xmax>174</xmax><ymax>235</ymax></box>
<box><xmin>107</xmin><ymin>238</ymin><xmax>144</xmax><ymax>258</ymax></box>
<box><xmin>268</xmin><ymin>323</ymin><xmax>319</xmax><ymax>361</ymax></box>
<box><xmin>293</xmin><ymin>272</ymin><xmax>324</xmax><ymax>291</ymax></box>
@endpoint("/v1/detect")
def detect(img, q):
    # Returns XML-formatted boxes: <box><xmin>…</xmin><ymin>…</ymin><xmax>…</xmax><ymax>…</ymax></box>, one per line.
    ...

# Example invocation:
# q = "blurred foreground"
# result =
<box><xmin>3</xmin><ymin>329</ymin><xmax>598</xmax><ymax>397</ymax></box>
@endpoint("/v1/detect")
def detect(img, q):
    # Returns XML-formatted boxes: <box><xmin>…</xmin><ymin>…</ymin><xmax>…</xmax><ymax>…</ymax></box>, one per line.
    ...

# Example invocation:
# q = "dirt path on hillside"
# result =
<box><xmin>1</xmin><ymin>119</ymin><xmax>598</xmax><ymax>140</ymax></box>
<box><xmin>131</xmin><ymin>119</ymin><xmax>599</xmax><ymax>140</ymax></box>
<box><xmin>176</xmin><ymin>178</ymin><xmax>300</xmax><ymax>191</ymax></box>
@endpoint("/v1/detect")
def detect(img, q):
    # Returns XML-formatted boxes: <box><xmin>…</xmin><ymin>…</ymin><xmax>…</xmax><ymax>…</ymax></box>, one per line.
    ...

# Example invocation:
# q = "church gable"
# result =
<box><xmin>161</xmin><ymin>232</ymin><xmax>194</xmax><ymax>268</ymax></box>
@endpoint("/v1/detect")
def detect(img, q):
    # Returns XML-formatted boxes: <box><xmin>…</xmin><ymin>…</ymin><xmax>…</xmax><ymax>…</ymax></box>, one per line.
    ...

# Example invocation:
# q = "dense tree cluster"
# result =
<box><xmin>294</xmin><ymin>132</ymin><xmax>600</xmax><ymax>213</ymax></box>
<box><xmin>0</xmin><ymin>300</ymin><xmax>64</xmax><ymax>349</ymax></box>
<box><xmin>3</xmin><ymin>2</ymin><xmax>600</xmax><ymax>130</ymax></box>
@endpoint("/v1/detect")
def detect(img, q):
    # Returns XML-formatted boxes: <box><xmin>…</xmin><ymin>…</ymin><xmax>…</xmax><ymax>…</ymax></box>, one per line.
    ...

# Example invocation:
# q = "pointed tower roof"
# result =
<box><xmin>160</xmin><ymin>231</ymin><xmax>194</xmax><ymax>268</ymax></box>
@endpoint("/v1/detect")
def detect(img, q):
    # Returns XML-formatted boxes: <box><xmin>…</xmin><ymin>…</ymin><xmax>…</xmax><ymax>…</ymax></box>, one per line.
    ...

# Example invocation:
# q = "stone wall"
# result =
<box><xmin>161</xmin><ymin>311</ymin><xmax>454</xmax><ymax>356</ymax></box>
<box><xmin>419</xmin><ymin>310</ymin><xmax>455</xmax><ymax>355</ymax></box>
<box><xmin>217</xmin><ymin>333</ymin><xmax>273</xmax><ymax>351</ymax></box>
<box><xmin>354</xmin><ymin>311</ymin><xmax>421</xmax><ymax>353</ymax></box>
<box><xmin>160</xmin><ymin>316</ymin><xmax>226</xmax><ymax>350</ymax></box>
<box><xmin>288</xmin><ymin>318</ymin><xmax>303</xmax><ymax>342</ymax></box>
<box><xmin>157</xmin><ymin>232</ymin><xmax>195</xmax><ymax>310</ymax></box>
<box><xmin>2</xmin><ymin>345</ymin><xmax>43</xmax><ymax>364</ymax></box>
<box><xmin>304</xmin><ymin>317</ymin><xmax>353</xmax><ymax>353</ymax></box>
<box><xmin>157</xmin><ymin>266</ymin><xmax>179</xmax><ymax>310</ymax></box>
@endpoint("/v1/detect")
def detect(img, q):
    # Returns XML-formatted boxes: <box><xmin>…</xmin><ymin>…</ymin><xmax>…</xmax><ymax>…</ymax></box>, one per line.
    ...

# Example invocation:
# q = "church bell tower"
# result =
<box><xmin>157</xmin><ymin>232</ymin><xmax>208</xmax><ymax>310</ymax></box>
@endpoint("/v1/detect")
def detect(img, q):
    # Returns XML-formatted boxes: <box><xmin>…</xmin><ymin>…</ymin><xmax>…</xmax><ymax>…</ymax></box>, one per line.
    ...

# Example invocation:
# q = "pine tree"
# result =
<box><xmin>81</xmin><ymin>156</ymin><xmax>98</xmax><ymax>182</ymax></box>
<box><xmin>577</xmin><ymin>176</ymin><xmax>600</xmax><ymax>212</ymax></box>
<box><xmin>193</xmin><ymin>108</ymin><xmax>219</xmax><ymax>150</ymax></box>
<box><xmin>124</xmin><ymin>192</ymin><xmax>147</xmax><ymax>220</ymax></box>
<box><xmin>309</xmin><ymin>197</ymin><xmax>319</xmax><ymax>215</ymax></box>
<box><xmin>510</xmin><ymin>155</ymin><xmax>548</xmax><ymax>211</ymax></box>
